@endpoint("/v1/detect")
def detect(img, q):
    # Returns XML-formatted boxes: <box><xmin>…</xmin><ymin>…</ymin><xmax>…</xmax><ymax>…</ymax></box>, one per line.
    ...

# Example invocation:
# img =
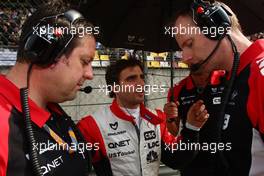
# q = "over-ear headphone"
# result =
<box><xmin>23</xmin><ymin>9</ymin><xmax>83</xmax><ymax>66</ymax></box>
<box><xmin>191</xmin><ymin>0</ymin><xmax>232</xmax><ymax>40</ymax></box>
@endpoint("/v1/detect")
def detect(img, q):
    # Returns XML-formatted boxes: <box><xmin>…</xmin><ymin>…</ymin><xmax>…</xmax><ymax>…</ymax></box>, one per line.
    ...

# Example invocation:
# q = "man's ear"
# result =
<box><xmin>49</xmin><ymin>54</ymin><xmax>68</xmax><ymax>69</ymax></box>
<box><xmin>60</xmin><ymin>54</ymin><xmax>69</xmax><ymax>65</ymax></box>
<box><xmin>49</xmin><ymin>63</ymin><xmax>57</xmax><ymax>69</ymax></box>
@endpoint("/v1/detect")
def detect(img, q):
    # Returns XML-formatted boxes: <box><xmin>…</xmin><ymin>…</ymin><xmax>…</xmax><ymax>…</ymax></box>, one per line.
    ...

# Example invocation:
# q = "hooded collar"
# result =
<box><xmin>0</xmin><ymin>75</ymin><xmax>62</xmax><ymax>128</ymax></box>
<box><xmin>110</xmin><ymin>99</ymin><xmax>163</xmax><ymax>125</ymax></box>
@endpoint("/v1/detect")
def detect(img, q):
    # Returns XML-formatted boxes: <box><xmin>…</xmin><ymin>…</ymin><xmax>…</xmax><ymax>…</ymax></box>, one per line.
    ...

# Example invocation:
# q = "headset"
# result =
<box><xmin>188</xmin><ymin>1</ymin><xmax>240</xmax><ymax>175</ymax></box>
<box><xmin>20</xmin><ymin>9</ymin><xmax>92</xmax><ymax>176</ymax></box>
<box><xmin>191</xmin><ymin>0</ymin><xmax>232</xmax><ymax>40</ymax></box>
<box><xmin>23</xmin><ymin>9</ymin><xmax>84</xmax><ymax>66</ymax></box>
<box><xmin>189</xmin><ymin>0</ymin><xmax>233</xmax><ymax>72</ymax></box>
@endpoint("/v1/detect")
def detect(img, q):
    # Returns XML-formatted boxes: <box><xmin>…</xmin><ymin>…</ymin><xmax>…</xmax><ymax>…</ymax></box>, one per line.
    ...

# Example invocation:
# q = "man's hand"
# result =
<box><xmin>164</xmin><ymin>102</ymin><xmax>180</xmax><ymax>136</ymax></box>
<box><xmin>187</xmin><ymin>100</ymin><xmax>209</xmax><ymax>129</ymax></box>
<box><xmin>164</xmin><ymin>101</ymin><xmax>179</xmax><ymax>118</ymax></box>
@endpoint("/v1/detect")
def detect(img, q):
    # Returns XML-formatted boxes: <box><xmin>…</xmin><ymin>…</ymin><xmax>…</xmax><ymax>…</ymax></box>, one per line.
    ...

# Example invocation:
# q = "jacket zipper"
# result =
<box><xmin>134</xmin><ymin>122</ymin><xmax>143</xmax><ymax>176</ymax></box>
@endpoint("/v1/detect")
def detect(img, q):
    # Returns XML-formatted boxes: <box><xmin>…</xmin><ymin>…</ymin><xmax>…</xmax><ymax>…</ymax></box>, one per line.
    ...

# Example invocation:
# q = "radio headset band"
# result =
<box><xmin>190</xmin><ymin>1</ymin><xmax>239</xmax><ymax>174</ymax></box>
<box><xmin>23</xmin><ymin>9</ymin><xmax>84</xmax><ymax>67</ymax></box>
<box><xmin>191</xmin><ymin>0</ymin><xmax>232</xmax><ymax>40</ymax></box>
<box><xmin>170</xmin><ymin>0</ymin><xmax>232</xmax><ymax>101</ymax></box>
<box><xmin>20</xmin><ymin>9</ymin><xmax>86</xmax><ymax>176</ymax></box>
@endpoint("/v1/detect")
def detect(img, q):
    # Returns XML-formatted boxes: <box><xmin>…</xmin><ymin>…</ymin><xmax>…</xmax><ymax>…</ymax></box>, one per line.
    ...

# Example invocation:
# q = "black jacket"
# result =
<box><xmin>0</xmin><ymin>75</ymin><xmax>91</xmax><ymax>176</ymax></box>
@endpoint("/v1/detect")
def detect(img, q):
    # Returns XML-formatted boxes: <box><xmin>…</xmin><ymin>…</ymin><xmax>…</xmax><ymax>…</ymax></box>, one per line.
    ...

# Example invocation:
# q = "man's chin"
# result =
<box><xmin>135</xmin><ymin>91</ymin><xmax>144</xmax><ymax>97</ymax></box>
<box><xmin>64</xmin><ymin>92</ymin><xmax>77</xmax><ymax>102</ymax></box>
<box><xmin>135</xmin><ymin>96</ymin><xmax>144</xmax><ymax>104</ymax></box>
<box><xmin>190</xmin><ymin>68</ymin><xmax>204</xmax><ymax>75</ymax></box>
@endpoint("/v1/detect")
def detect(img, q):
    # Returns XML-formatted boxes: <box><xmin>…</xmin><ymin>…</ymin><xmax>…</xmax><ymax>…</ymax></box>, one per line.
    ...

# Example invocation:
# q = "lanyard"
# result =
<box><xmin>43</xmin><ymin>124</ymin><xmax>78</xmax><ymax>154</ymax></box>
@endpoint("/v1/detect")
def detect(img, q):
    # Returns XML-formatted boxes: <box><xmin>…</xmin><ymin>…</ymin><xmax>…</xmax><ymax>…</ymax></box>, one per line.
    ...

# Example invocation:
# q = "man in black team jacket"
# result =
<box><xmin>164</xmin><ymin>1</ymin><xmax>264</xmax><ymax>176</ymax></box>
<box><xmin>0</xmin><ymin>1</ymin><xmax>96</xmax><ymax>176</ymax></box>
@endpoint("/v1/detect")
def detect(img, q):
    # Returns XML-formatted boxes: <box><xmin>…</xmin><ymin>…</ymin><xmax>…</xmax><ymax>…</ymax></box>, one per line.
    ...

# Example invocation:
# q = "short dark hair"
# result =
<box><xmin>105</xmin><ymin>58</ymin><xmax>144</xmax><ymax>98</ymax></box>
<box><xmin>17</xmin><ymin>0</ymin><xmax>95</xmax><ymax>65</ymax></box>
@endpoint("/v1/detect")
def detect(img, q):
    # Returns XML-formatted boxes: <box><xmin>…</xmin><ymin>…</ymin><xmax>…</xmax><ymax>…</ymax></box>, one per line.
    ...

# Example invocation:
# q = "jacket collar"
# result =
<box><xmin>238</xmin><ymin>39</ymin><xmax>264</xmax><ymax>73</ymax></box>
<box><xmin>0</xmin><ymin>75</ymin><xmax>62</xmax><ymax>128</ymax></box>
<box><xmin>110</xmin><ymin>99</ymin><xmax>163</xmax><ymax>125</ymax></box>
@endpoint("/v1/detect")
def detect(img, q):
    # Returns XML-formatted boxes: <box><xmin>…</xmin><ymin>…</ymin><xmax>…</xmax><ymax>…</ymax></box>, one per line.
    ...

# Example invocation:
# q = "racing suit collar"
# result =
<box><xmin>0</xmin><ymin>75</ymin><xmax>62</xmax><ymax>128</ymax></box>
<box><xmin>239</xmin><ymin>39</ymin><xmax>264</xmax><ymax>74</ymax></box>
<box><xmin>110</xmin><ymin>99</ymin><xmax>163</xmax><ymax>125</ymax></box>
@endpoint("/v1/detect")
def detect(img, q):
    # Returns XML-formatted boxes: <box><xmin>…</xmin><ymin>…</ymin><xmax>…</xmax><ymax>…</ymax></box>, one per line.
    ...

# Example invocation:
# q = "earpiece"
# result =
<box><xmin>191</xmin><ymin>0</ymin><xmax>232</xmax><ymax>40</ymax></box>
<box><xmin>23</xmin><ymin>9</ymin><xmax>83</xmax><ymax>66</ymax></box>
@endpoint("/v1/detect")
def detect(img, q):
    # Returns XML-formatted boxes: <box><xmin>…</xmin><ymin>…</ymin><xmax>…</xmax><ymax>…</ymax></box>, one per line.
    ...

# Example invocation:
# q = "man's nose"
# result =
<box><xmin>84</xmin><ymin>65</ymin><xmax>93</xmax><ymax>80</ymax></box>
<box><xmin>138</xmin><ymin>77</ymin><xmax>145</xmax><ymax>86</ymax></box>
<box><xmin>181</xmin><ymin>50</ymin><xmax>193</xmax><ymax>64</ymax></box>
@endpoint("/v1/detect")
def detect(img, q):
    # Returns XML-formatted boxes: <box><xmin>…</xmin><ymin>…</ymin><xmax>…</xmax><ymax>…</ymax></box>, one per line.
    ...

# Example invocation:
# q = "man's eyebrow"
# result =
<box><xmin>80</xmin><ymin>54</ymin><xmax>93</xmax><ymax>60</ymax></box>
<box><xmin>125</xmin><ymin>74</ymin><xmax>137</xmax><ymax>80</ymax></box>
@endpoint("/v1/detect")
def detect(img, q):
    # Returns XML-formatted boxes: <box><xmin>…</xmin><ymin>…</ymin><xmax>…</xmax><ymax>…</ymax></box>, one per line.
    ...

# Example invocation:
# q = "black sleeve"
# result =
<box><xmin>161</xmin><ymin>127</ymin><xmax>199</xmax><ymax>170</ymax></box>
<box><xmin>92</xmin><ymin>157</ymin><xmax>113</xmax><ymax>176</ymax></box>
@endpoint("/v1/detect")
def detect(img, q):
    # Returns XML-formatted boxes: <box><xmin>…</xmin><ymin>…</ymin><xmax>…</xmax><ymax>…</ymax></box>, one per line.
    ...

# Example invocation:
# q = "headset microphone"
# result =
<box><xmin>189</xmin><ymin>1</ymin><xmax>240</xmax><ymax>173</ymax></box>
<box><xmin>189</xmin><ymin>0</ymin><xmax>232</xmax><ymax>72</ymax></box>
<box><xmin>79</xmin><ymin>86</ymin><xmax>93</xmax><ymax>94</ymax></box>
<box><xmin>191</xmin><ymin>61</ymin><xmax>205</xmax><ymax>72</ymax></box>
<box><xmin>190</xmin><ymin>31</ymin><xmax>226</xmax><ymax>72</ymax></box>
<box><xmin>190</xmin><ymin>42</ymin><xmax>220</xmax><ymax>72</ymax></box>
